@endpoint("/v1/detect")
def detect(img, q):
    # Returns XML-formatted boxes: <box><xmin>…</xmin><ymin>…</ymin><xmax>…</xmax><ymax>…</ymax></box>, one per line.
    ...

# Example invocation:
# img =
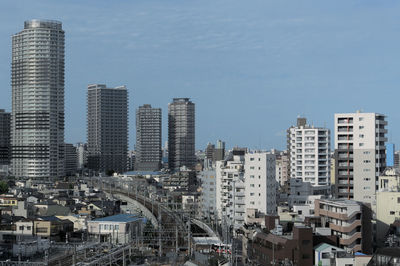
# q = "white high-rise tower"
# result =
<box><xmin>11</xmin><ymin>20</ymin><xmax>65</xmax><ymax>179</ymax></box>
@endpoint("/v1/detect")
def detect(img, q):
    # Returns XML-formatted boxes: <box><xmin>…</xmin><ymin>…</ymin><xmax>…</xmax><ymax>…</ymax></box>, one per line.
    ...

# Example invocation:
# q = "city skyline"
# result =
<box><xmin>1</xmin><ymin>1</ymin><xmax>400</xmax><ymax>150</ymax></box>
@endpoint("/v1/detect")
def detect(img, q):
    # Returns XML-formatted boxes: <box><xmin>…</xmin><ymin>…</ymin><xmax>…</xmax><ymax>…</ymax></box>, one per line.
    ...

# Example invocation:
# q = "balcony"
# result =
<box><xmin>338</xmin><ymin>127</ymin><xmax>353</xmax><ymax>132</ymax></box>
<box><xmin>235</xmin><ymin>199</ymin><xmax>245</xmax><ymax>205</ymax></box>
<box><xmin>338</xmin><ymin>180</ymin><xmax>354</xmax><ymax>185</ymax></box>
<box><xmin>339</xmin><ymin>171</ymin><xmax>353</xmax><ymax>176</ymax></box>
<box><xmin>349</xmin><ymin>244</ymin><xmax>362</xmax><ymax>253</ymax></box>
<box><xmin>338</xmin><ymin>154</ymin><xmax>353</xmax><ymax>159</ymax></box>
<box><xmin>339</xmin><ymin>232</ymin><xmax>362</xmax><ymax>246</ymax></box>
<box><xmin>318</xmin><ymin>208</ymin><xmax>360</xmax><ymax>220</ymax></box>
<box><xmin>235</xmin><ymin>207</ymin><xmax>245</xmax><ymax>213</ymax></box>
<box><xmin>375</xmin><ymin>120</ymin><xmax>388</xmax><ymax>126</ymax></box>
<box><xmin>338</xmin><ymin>135</ymin><xmax>353</xmax><ymax>141</ymax></box>
<box><xmin>338</xmin><ymin>119</ymin><xmax>353</xmax><ymax>124</ymax></box>
<box><xmin>234</xmin><ymin>216</ymin><xmax>245</xmax><ymax>221</ymax></box>
<box><xmin>376</xmin><ymin>128</ymin><xmax>388</xmax><ymax>134</ymax></box>
<box><xmin>329</xmin><ymin>220</ymin><xmax>361</xmax><ymax>233</ymax></box>
<box><xmin>338</xmin><ymin>163</ymin><xmax>353</xmax><ymax>167</ymax></box>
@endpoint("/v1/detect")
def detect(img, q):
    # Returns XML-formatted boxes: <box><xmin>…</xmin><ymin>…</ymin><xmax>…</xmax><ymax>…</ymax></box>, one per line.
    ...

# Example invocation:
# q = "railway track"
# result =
<box><xmin>88</xmin><ymin>177</ymin><xmax>190</xmax><ymax>254</ymax></box>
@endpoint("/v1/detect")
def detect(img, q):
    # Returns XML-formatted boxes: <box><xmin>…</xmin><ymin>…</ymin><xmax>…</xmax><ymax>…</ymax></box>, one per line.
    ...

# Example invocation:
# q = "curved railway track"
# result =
<box><xmin>89</xmin><ymin>177</ymin><xmax>190</xmax><ymax>253</ymax></box>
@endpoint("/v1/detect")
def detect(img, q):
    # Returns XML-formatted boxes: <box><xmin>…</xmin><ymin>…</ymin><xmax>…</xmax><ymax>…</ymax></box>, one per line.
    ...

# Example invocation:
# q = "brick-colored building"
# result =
<box><xmin>314</xmin><ymin>199</ymin><xmax>372</xmax><ymax>254</ymax></box>
<box><xmin>245</xmin><ymin>223</ymin><xmax>313</xmax><ymax>266</ymax></box>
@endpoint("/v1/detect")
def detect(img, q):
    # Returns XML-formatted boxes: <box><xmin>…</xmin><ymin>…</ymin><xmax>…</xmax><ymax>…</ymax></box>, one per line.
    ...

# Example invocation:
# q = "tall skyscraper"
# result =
<box><xmin>287</xmin><ymin>118</ymin><xmax>331</xmax><ymax>186</ymax></box>
<box><xmin>0</xmin><ymin>110</ymin><xmax>11</xmax><ymax>169</ymax></box>
<box><xmin>334</xmin><ymin>112</ymin><xmax>387</xmax><ymax>205</ymax></box>
<box><xmin>76</xmin><ymin>143</ymin><xmax>87</xmax><ymax>170</ymax></box>
<box><xmin>213</xmin><ymin>140</ymin><xmax>226</xmax><ymax>161</ymax></box>
<box><xmin>135</xmin><ymin>104</ymin><xmax>162</xmax><ymax>171</ymax></box>
<box><xmin>204</xmin><ymin>142</ymin><xmax>215</xmax><ymax>161</ymax></box>
<box><xmin>11</xmin><ymin>20</ymin><xmax>65</xmax><ymax>179</ymax></box>
<box><xmin>87</xmin><ymin>84</ymin><xmax>128</xmax><ymax>174</ymax></box>
<box><xmin>64</xmin><ymin>143</ymin><xmax>77</xmax><ymax>176</ymax></box>
<box><xmin>168</xmin><ymin>98</ymin><xmax>195</xmax><ymax>170</ymax></box>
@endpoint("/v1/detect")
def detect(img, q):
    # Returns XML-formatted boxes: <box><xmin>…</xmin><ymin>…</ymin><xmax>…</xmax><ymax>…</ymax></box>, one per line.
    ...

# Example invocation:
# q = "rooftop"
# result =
<box><xmin>24</xmin><ymin>19</ymin><xmax>62</xmax><ymax>30</ymax></box>
<box><xmin>124</xmin><ymin>171</ymin><xmax>162</xmax><ymax>176</ymax></box>
<box><xmin>314</xmin><ymin>242</ymin><xmax>345</xmax><ymax>252</ymax></box>
<box><xmin>92</xmin><ymin>214</ymin><xmax>145</xmax><ymax>223</ymax></box>
<box><xmin>319</xmin><ymin>198</ymin><xmax>360</xmax><ymax>207</ymax></box>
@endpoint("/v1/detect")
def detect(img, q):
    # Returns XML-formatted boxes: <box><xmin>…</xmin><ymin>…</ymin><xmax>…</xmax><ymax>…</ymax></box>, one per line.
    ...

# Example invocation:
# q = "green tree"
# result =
<box><xmin>0</xmin><ymin>181</ymin><xmax>8</xmax><ymax>194</ymax></box>
<box><xmin>106</xmin><ymin>170</ymin><xmax>115</xmax><ymax>176</ymax></box>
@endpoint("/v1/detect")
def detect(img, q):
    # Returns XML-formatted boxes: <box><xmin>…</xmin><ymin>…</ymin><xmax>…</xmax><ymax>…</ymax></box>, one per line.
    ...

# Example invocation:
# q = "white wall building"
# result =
<box><xmin>216</xmin><ymin>151</ymin><xmax>246</xmax><ymax>230</ymax></box>
<box><xmin>287</xmin><ymin>178</ymin><xmax>329</xmax><ymax>207</ymax></box>
<box><xmin>87</xmin><ymin>214</ymin><xmax>144</xmax><ymax>244</ymax></box>
<box><xmin>334</xmin><ymin>112</ymin><xmax>387</xmax><ymax>206</ymax></box>
<box><xmin>199</xmin><ymin>166</ymin><xmax>217</xmax><ymax>222</ymax></box>
<box><xmin>275</xmin><ymin>151</ymin><xmax>289</xmax><ymax>187</ymax></box>
<box><xmin>244</xmin><ymin>151</ymin><xmax>277</xmax><ymax>215</ymax></box>
<box><xmin>287</xmin><ymin>118</ymin><xmax>330</xmax><ymax>187</ymax></box>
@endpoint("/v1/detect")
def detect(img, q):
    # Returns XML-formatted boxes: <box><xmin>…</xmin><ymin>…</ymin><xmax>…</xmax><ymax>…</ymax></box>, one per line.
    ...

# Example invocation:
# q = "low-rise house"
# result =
<box><xmin>314</xmin><ymin>243</ymin><xmax>345</xmax><ymax>266</ymax></box>
<box><xmin>15</xmin><ymin>219</ymin><xmax>34</xmax><ymax>235</ymax></box>
<box><xmin>57</xmin><ymin>215</ymin><xmax>87</xmax><ymax>231</ymax></box>
<box><xmin>88</xmin><ymin>214</ymin><xmax>145</xmax><ymax>244</ymax></box>
<box><xmin>0</xmin><ymin>196</ymin><xmax>18</xmax><ymax>207</ymax></box>
<box><xmin>34</xmin><ymin>201</ymin><xmax>70</xmax><ymax>216</ymax></box>
<box><xmin>53</xmin><ymin>197</ymin><xmax>75</xmax><ymax>207</ymax></box>
<box><xmin>34</xmin><ymin>216</ymin><xmax>74</xmax><ymax>241</ymax></box>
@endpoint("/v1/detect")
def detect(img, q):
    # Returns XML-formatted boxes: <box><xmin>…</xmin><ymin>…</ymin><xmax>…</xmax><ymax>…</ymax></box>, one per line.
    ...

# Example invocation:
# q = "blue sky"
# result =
<box><xmin>0</xmin><ymin>0</ymin><xmax>400</xmax><ymax>150</ymax></box>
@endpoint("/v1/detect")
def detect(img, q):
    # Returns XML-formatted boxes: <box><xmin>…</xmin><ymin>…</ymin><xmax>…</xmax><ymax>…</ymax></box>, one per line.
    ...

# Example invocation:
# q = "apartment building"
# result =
<box><xmin>64</xmin><ymin>143</ymin><xmax>77</xmax><ymax>176</ymax></box>
<box><xmin>87</xmin><ymin>84</ymin><xmax>128</xmax><ymax>174</ymax></box>
<box><xmin>271</xmin><ymin>149</ymin><xmax>289</xmax><ymax>187</ymax></box>
<box><xmin>286</xmin><ymin>178</ymin><xmax>329</xmax><ymax>220</ymax></box>
<box><xmin>168</xmin><ymin>98</ymin><xmax>195</xmax><ymax>170</ymax></box>
<box><xmin>11</xmin><ymin>20</ymin><xmax>65</xmax><ymax>179</ymax></box>
<box><xmin>199</xmin><ymin>165</ymin><xmax>217</xmax><ymax>222</ymax></box>
<box><xmin>287</xmin><ymin>118</ymin><xmax>330</xmax><ymax>187</ymax></box>
<box><xmin>244</xmin><ymin>151</ymin><xmax>277</xmax><ymax>216</ymax></box>
<box><xmin>376</xmin><ymin>168</ymin><xmax>400</xmax><ymax>245</ymax></box>
<box><xmin>215</xmin><ymin>150</ymin><xmax>246</xmax><ymax>230</ymax></box>
<box><xmin>244</xmin><ymin>222</ymin><xmax>313</xmax><ymax>266</ymax></box>
<box><xmin>0</xmin><ymin>110</ymin><xmax>10</xmax><ymax>172</ymax></box>
<box><xmin>76</xmin><ymin>143</ymin><xmax>87</xmax><ymax>170</ymax></box>
<box><xmin>334</xmin><ymin>112</ymin><xmax>387</xmax><ymax>205</ymax></box>
<box><xmin>314</xmin><ymin>199</ymin><xmax>372</xmax><ymax>254</ymax></box>
<box><xmin>135</xmin><ymin>104</ymin><xmax>162</xmax><ymax>171</ymax></box>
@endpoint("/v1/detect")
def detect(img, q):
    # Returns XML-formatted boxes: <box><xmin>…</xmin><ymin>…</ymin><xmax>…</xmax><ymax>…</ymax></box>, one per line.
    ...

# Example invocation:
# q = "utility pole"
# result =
<box><xmin>122</xmin><ymin>248</ymin><xmax>126</xmax><ymax>266</ymax></box>
<box><xmin>158</xmin><ymin>204</ymin><xmax>162</xmax><ymax>258</ymax></box>
<box><xmin>135</xmin><ymin>183</ymin><xmax>138</xmax><ymax>201</ymax></box>
<box><xmin>176</xmin><ymin>225</ymin><xmax>178</xmax><ymax>253</ymax></box>
<box><xmin>187</xmin><ymin>214</ymin><xmax>191</xmax><ymax>258</ymax></box>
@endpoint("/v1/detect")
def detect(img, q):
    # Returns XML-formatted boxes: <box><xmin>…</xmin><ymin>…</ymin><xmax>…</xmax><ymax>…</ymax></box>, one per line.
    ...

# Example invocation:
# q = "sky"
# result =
<box><xmin>0</xmin><ymin>0</ymin><xmax>400</xmax><ymax>150</ymax></box>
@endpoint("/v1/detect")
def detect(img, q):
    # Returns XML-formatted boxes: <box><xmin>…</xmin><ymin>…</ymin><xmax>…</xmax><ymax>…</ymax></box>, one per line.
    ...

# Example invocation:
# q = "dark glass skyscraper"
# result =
<box><xmin>87</xmin><ymin>84</ymin><xmax>128</xmax><ymax>174</ymax></box>
<box><xmin>0</xmin><ymin>110</ymin><xmax>11</xmax><ymax>168</ymax></box>
<box><xmin>135</xmin><ymin>104</ymin><xmax>162</xmax><ymax>171</ymax></box>
<box><xmin>11</xmin><ymin>20</ymin><xmax>65</xmax><ymax>179</ymax></box>
<box><xmin>168</xmin><ymin>98</ymin><xmax>195</xmax><ymax>170</ymax></box>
